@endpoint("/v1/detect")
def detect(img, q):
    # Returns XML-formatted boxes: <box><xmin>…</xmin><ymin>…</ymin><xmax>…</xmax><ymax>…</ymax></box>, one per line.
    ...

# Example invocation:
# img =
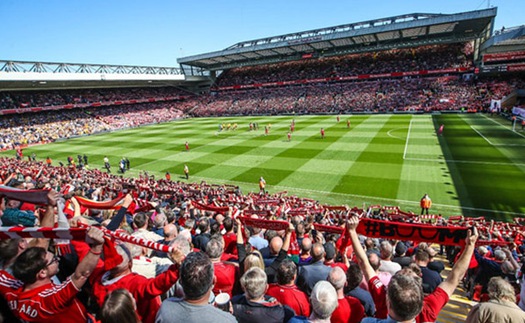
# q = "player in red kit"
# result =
<box><xmin>185</xmin><ymin>141</ymin><xmax>189</xmax><ymax>151</ymax></box>
<box><xmin>287</xmin><ymin>132</ymin><xmax>292</xmax><ymax>141</ymax></box>
<box><xmin>321</xmin><ymin>128</ymin><xmax>325</xmax><ymax>139</ymax></box>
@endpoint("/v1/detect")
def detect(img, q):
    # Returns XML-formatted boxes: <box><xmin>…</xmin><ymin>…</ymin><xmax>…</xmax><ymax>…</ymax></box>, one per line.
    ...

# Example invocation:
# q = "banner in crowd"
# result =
<box><xmin>355</xmin><ymin>218</ymin><xmax>469</xmax><ymax>246</ymax></box>
<box><xmin>191</xmin><ymin>200</ymin><xmax>229</xmax><ymax>214</ymax></box>
<box><xmin>0</xmin><ymin>185</ymin><xmax>50</xmax><ymax>205</ymax></box>
<box><xmin>238</xmin><ymin>216</ymin><xmax>289</xmax><ymax>231</ymax></box>
<box><xmin>0</xmin><ymin>226</ymin><xmax>172</xmax><ymax>254</ymax></box>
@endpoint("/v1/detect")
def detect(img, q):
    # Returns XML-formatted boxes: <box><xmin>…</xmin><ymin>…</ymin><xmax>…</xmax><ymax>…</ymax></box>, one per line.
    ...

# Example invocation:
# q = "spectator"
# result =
<box><xmin>0</xmin><ymin>227</ymin><xmax>104</xmax><ymax>322</ymax></box>
<box><xmin>298</xmin><ymin>237</ymin><xmax>313</xmax><ymax>265</ymax></box>
<box><xmin>297</xmin><ymin>242</ymin><xmax>331</xmax><ymax>295</ymax></box>
<box><xmin>415</xmin><ymin>248</ymin><xmax>443</xmax><ymax>294</ymax></box>
<box><xmin>378</xmin><ymin>241</ymin><xmax>402</xmax><ymax>276</ymax></box>
<box><xmin>392</xmin><ymin>242</ymin><xmax>412</xmax><ymax>268</ymax></box>
<box><xmin>193</xmin><ymin>217</ymin><xmax>212</xmax><ymax>251</ymax></box>
<box><xmin>90</xmin><ymin>243</ymin><xmax>185</xmax><ymax>323</ymax></box>
<box><xmin>222</xmin><ymin>216</ymin><xmax>237</xmax><ymax>255</ymax></box>
<box><xmin>99</xmin><ymin>288</ymin><xmax>141</xmax><ymax>323</ymax></box>
<box><xmin>151</xmin><ymin>223</ymin><xmax>178</xmax><ymax>258</ymax></box>
<box><xmin>206</xmin><ymin>237</ymin><xmax>239</xmax><ymax>297</ymax></box>
<box><xmin>473</xmin><ymin>246</ymin><xmax>506</xmax><ymax>293</ymax></box>
<box><xmin>288</xmin><ymin>281</ymin><xmax>339</xmax><ymax>323</ymax></box>
<box><xmin>267</xmin><ymin>259</ymin><xmax>311</xmax><ymax>317</ymax></box>
<box><xmin>232</xmin><ymin>267</ymin><xmax>295</xmax><ymax>323</ymax></box>
<box><xmin>156</xmin><ymin>252</ymin><xmax>236</xmax><ymax>323</ymax></box>
<box><xmin>345</xmin><ymin>262</ymin><xmax>375</xmax><ymax>317</ymax></box>
<box><xmin>327</xmin><ymin>266</ymin><xmax>365</xmax><ymax>323</ymax></box>
<box><xmin>1</xmin><ymin>197</ymin><xmax>37</xmax><ymax>227</ymax></box>
<box><xmin>466</xmin><ymin>277</ymin><xmax>525</xmax><ymax>323</ymax></box>
<box><xmin>347</xmin><ymin>216</ymin><xmax>478</xmax><ymax>322</ymax></box>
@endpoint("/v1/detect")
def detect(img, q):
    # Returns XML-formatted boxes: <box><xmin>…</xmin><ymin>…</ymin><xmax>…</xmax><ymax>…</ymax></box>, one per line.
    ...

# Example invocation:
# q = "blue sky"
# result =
<box><xmin>0</xmin><ymin>0</ymin><xmax>523</xmax><ymax>67</ymax></box>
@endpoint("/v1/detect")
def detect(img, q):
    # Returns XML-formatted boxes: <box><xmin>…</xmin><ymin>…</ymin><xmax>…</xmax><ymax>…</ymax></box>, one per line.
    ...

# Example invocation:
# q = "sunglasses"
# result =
<box><xmin>45</xmin><ymin>256</ymin><xmax>60</xmax><ymax>267</ymax></box>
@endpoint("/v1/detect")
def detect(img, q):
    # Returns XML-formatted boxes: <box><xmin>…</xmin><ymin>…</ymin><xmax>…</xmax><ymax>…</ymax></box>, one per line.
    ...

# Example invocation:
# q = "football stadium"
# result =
<box><xmin>1</xmin><ymin>4</ymin><xmax>525</xmax><ymax>323</ymax></box>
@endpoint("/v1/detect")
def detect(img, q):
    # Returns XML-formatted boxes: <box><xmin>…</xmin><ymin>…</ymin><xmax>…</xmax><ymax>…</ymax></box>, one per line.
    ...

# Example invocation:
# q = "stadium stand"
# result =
<box><xmin>1</xmin><ymin>8</ymin><xmax>525</xmax><ymax>323</ymax></box>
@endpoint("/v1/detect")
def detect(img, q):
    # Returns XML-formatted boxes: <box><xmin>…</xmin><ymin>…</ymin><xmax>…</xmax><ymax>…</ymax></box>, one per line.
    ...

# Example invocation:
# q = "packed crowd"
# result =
<box><xmin>2</xmin><ymin>74</ymin><xmax>523</xmax><ymax>150</ymax></box>
<box><xmin>0</xmin><ymin>86</ymin><xmax>189</xmax><ymax>111</ymax></box>
<box><xmin>0</xmin><ymin>102</ymin><xmax>184</xmax><ymax>150</ymax></box>
<box><xmin>0</xmin><ymin>156</ymin><xmax>525</xmax><ymax>323</ymax></box>
<box><xmin>217</xmin><ymin>44</ymin><xmax>473</xmax><ymax>87</ymax></box>
<box><xmin>188</xmin><ymin>76</ymin><xmax>524</xmax><ymax>117</ymax></box>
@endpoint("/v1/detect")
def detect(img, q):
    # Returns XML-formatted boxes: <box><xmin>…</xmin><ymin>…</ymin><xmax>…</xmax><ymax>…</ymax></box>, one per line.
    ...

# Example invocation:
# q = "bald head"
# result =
<box><xmin>164</xmin><ymin>223</ymin><xmax>178</xmax><ymax>240</ymax></box>
<box><xmin>328</xmin><ymin>266</ymin><xmax>346</xmax><ymax>291</ymax></box>
<box><xmin>301</xmin><ymin>237</ymin><xmax>312</xmax><ymax>252</ymax></box>
<box><xmin>270</xmin><ymin>236</ymin><xmax>283</xmax><ymax>255</ymax></box>
<box><xmin>312</xmin><ymin>242</ymin><xmax>326</xmax><ymax>262</ymax></box>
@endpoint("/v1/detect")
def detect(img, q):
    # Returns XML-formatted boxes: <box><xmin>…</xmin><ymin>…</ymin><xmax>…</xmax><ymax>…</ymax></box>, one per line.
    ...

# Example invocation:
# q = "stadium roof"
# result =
<box><xmin>178</xmin><ymin>8</ymin><xmax>497</xmax><ymax>71</ymax></box>
<box><xmin>480</xmin><ymin>24</ymin><xmax>525</xmax><ymax>53</ymax></box>
<box><xmin>0</xmin><ymin>60</ymin><xmax>211</xmax><ymax>91</ymax></box>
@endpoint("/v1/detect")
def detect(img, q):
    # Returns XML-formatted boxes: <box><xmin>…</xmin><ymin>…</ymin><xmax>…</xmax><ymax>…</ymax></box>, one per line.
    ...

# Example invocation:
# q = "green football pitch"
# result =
<box><xmin>5</xmin><ymin>113</ymin><xmax>525</xmax><ymax>220</ymax></box>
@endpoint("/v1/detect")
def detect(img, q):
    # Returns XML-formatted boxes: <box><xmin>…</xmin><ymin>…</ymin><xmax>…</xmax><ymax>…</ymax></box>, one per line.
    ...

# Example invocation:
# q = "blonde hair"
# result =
<box><xmin>243</xmin><ymin>250</ymin><xmax>265</xmax><ymax>272</ymax></box>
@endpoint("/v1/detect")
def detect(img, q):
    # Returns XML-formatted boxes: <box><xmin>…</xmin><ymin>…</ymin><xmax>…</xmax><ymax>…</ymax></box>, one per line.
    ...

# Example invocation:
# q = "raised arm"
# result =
<box><xmin>347</xmin><ymin>216</ymin><xmax>376</xmax><ymax>282</ymax></box>
<box><xmin>439</xmin><ymin>227</ymin><xmax>478</xmax><ymax>296</ymax></box>
<box><xmin>31</xmin><ymin>190</ymin><xmax>60</xmax><ymax>249</ymax></box>
<box><xmin>71</xmin><ymin>227</ymin><xmax>104</xmax><ymax>289</ymax></box>
<box><xmin>106</xmin><ymin>193</ymin><xmax>133</xmax><ymax>231</ymax></box>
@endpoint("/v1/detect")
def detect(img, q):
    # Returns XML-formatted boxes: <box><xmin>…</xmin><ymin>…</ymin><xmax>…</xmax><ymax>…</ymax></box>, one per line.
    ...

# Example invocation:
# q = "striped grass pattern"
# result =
<box><xmin>7</xmin><ymin>114</ymin><xmax>525</xmax><ymax>220</ymax></box>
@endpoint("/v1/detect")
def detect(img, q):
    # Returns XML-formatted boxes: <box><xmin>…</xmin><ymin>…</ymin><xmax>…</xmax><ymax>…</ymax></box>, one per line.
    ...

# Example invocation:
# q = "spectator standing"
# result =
<box><xmin>347</xmin><ymin>215</ymin><xmax>478</xmax><ymax>322</ymax></box>
<box><xmin>297</xmin><ymin>242</ymin><xmax>331</xmax><ymax>295</ymax></box>
<box><xmin>378</xmin><ymin>241</ymin><xmax>402</xmax><ymax>276</ymax></box>
<box><xmin>328</xmin><ymin>266</ymin><xmax>365</xmax><ymax>323</ymax></box>
<box><xmin>267</xmin><ymin>259</ymin><xmax>311</xmax><ymax>317</ymax></box>
<box><xmin>156</xmin><ymin>252</ymin><xmax>236</xmax><ymax>323</ymax></box>
<box><xmin>466</xmin><ymin>277</ymin><xmax>525</xmax><ymax>323</ymax></box>
<box><xmin>288</xmin><ymin>281</ymin><xmax>338</xmax><ymax>323</ymax></box>
<box><xmin>99</xmin><ymin>288</ymin><xmax>141</xmax><ymax>323</ymax></box>
<box><xmin>206</xmin><ymin>237</ymin><xmax>240</xmax><ymax>297</ymax></box>
<box><xmin>345</xmin><ymin>262</ymin><xmax>376</xmax><ymax>317</ymax></box>
<box><xmin>415</xmin><ymin>249</ymin><xmax>443</xmax><ymax>294</ymax></box>
<box><xmin>232</xmin><ymin>267</ymin><xmax>295</xmax><ymax>323</ymax></box>
<box><xmin>0</xmin><ymin>227</ymin><xmax>104</xmax><ymax>322</ymax></box>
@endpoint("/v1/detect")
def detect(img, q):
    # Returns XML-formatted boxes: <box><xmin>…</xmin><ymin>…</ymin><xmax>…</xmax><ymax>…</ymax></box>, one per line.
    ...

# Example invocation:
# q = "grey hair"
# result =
<box><xmin>380</xmin><ymin>240</ymin><xmax>393</xmax><ymax>260</ymax></box>
<box><xmin>240</xmin><ymin>267</ymin><xmax>267</xmax><ymax>300</ymax></box>
<box><xmin>169</xmin><ymin>235</ymin><xmax>192</xmax><ymax>256</ymax></box>
<box><xmin>328</xmin><ymin>266</ymin><xmax>346</xmax><ymax>291</ymax></box>
<box><xmin>310</xmin><ymin>281</ymin><xmax>338</xmax><ymax>319</ymax></box>
<box><xmin>205</xmin><ymin>238</ymin><xmax>224</xmax><ymax>259</ymax></box>
<box><xmin>488</xmin><ymin>276</ymin><xmax>516</xmax><ymax>303</ymax></box>
<box><xmin>493</xmin><ymin>249</ymin><xmax>507</xmax><ymax>261</ymax></box>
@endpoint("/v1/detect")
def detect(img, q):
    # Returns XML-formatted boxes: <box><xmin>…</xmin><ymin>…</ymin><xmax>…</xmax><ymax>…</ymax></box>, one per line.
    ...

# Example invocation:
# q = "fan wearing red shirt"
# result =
<box><xmin>327</xmin><ymin>266</ymin><xmax>365</xmax><ymax>323</ymax></box>
<box><xmin>222</xmin><ymin>216</ymin><xmax>238</xmax><ymax>255</ymax></box>
<box><xmin>205</xmin><ymin>237</ymin><xmax>239</xmax><ymax>297</ymax></box>
<box><xmin>0</xmin><ymin>227</ymin><xmax>104</xmax><ymax>323</ymax></box>
<box><xmin>347</xmin><ymin>216</ymin><xmax>478</xmax><ymax>323</ymax></box>
<box><xmin>90</xmin><ymin>243</ymin><xmax>185</xmax><ymax>323</ymax></box>
<box><xmin>267</xmin><ymin>259</ymin><xmax>311</xmax><ymax>317</ymax></box>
